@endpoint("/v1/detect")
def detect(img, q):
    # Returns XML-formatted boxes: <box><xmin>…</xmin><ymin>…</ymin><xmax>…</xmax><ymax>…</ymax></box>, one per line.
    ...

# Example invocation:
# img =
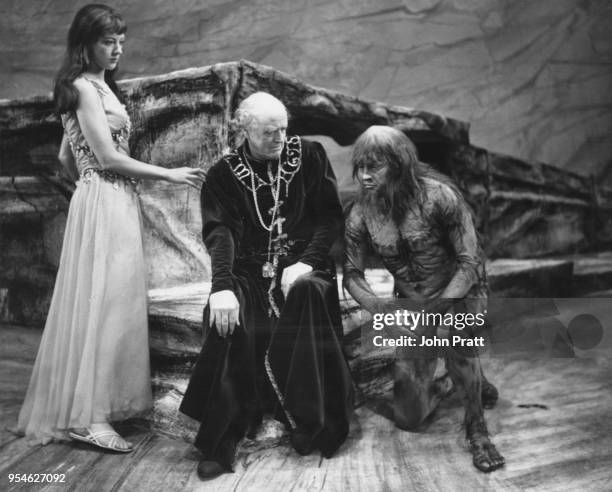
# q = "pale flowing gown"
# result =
<box><xmin>17</xmin><ymin>76</ymin><xmax>152</xmax><ymax>444</ymax></box>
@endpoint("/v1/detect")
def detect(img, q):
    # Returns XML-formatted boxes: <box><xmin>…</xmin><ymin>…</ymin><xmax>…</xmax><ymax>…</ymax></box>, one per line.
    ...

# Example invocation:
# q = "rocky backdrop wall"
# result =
<box><xmin>2</xmin><ymin>0</ymin><xmax>611</xmax><ymax>184</ymax></box>
<box><xmin>3</xmin><ymin>61</ymin><xmax>612</xmax><ymax>327</ymax></box>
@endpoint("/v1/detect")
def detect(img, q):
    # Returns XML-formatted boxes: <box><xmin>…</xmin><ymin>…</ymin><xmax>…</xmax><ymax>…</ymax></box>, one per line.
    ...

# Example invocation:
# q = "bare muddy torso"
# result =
<box><xmin>347</xmin><ymin>177</ymin><xmax>487</xmax><ymax>302</ymax></box>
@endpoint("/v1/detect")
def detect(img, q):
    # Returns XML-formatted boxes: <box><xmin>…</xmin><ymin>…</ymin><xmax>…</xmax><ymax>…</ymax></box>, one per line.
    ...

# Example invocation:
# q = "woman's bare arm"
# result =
<box><xmin>74</xmin><ymin>78</ymin><xmax>205</xmax><ymax>187</ymax></box>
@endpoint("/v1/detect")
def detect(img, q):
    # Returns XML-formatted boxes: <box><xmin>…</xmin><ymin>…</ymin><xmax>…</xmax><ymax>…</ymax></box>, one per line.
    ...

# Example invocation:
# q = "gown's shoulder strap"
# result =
<box><xmin>80</xmin><ymin>76</ymin><xmax>110</xmax><ymax>97</ymax></box>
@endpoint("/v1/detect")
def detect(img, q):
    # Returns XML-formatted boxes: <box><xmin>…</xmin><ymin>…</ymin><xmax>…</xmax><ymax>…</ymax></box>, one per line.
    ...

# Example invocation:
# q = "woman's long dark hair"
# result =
<box><xmin>53</xmin><ymin>4</ymin><xmax>126</xmax><ymax>114</ymax></box>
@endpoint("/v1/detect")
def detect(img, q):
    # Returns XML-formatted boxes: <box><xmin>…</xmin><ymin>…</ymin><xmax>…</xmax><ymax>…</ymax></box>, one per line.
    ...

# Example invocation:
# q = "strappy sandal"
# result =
<box><xmin>69</xmin><ymin>428</ymin><xmax>133</xmax><ymax>453</ymax></box>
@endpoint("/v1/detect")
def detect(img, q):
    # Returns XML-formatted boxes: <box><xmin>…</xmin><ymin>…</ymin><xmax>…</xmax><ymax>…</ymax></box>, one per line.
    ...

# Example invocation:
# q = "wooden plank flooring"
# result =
<box><xmin>1</xmin><ymin>323</ymin><xmax>611</xmax><ymax>492</ymax></box>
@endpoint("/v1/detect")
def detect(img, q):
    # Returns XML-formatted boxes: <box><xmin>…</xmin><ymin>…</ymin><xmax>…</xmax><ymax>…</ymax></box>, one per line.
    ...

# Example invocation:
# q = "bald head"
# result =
<box><xmin>234</xmin><ymin>92</ymin><xmax>288</xmax><ymax>160</ymax></box>
<box><xmin>237</xmin><ymin>92</ymin><xmax>287</xmax><ymax>121</ymax></box>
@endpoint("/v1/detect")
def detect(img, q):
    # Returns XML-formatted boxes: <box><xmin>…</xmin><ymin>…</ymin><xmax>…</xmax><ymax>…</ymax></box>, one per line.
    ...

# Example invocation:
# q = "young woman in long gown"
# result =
<box><xmin>17</xmin><ymin>4</ymin><xmax>205</xmax><ymax>453</ymax></box>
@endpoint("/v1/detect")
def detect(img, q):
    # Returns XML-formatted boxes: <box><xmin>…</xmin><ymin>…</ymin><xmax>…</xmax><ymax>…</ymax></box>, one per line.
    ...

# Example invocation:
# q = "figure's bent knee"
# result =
<box><xmin>288</xmin><ymin>272</ymin><xmax>326</xmax><ymax>296</ymax></box>
<box><xmin>393</xmin><ymin>404</ymin><xmax>425</xmax><ymax>431</ymax></box>
<box><xmin>393</xmin><ymin>378</ymin><xmax>427</xmax><ymax>430</ymax></box>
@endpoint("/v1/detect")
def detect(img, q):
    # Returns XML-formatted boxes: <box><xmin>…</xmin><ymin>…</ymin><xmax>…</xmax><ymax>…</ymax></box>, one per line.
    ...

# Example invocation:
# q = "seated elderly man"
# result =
<box><xmin>180</xmin><ymin>92</ymin><xmax>354</xmax><ymax>480</ymax></box>
<box><xmin>343</xmin><ymin>126</ymin><xmax>505</xmax><ymax>473</ymax></box>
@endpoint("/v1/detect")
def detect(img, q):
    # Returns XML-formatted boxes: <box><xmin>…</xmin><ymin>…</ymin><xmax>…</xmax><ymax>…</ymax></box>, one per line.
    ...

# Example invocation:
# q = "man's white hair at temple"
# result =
<box><xmin>231</xmin><ymin>91</ymin><xmax>288</xmax><ymax>140</ymax></box>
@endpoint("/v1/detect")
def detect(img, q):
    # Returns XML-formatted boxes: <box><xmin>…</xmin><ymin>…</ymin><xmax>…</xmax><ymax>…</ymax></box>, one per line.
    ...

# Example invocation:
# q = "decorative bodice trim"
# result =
<box><xmin>64</xmin><ymin>131</ymin><xmax>133</xmax><ymax>184</ymax></box>
<box><xmin>60</xmin><ymin>75</ymin><xmax>133</xmax><ymax>187</ymax></box>
<box><xmin>80</xmin><ymin>168</ymin><xmax>138</xmax><ymax>191</ymax></box>
<box><xmin>67</xmin><ymin>128</ymin><xmax>128</xmax><ymax>162</ymax></box>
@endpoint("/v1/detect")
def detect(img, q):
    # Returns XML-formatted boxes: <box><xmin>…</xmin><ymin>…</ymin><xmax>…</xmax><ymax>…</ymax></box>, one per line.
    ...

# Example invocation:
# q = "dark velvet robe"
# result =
<box><xmin>180</xmin><ymin>137</ymin><xmax>354</xmax><ymax>467</ymax></box>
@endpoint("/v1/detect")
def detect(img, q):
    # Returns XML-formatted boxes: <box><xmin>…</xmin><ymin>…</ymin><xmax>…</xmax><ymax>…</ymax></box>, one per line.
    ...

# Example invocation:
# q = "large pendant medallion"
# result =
<box><xmin>262</xmin><ymin>261</ymin><xmax>275</xmax><ymax>278</ymax></box>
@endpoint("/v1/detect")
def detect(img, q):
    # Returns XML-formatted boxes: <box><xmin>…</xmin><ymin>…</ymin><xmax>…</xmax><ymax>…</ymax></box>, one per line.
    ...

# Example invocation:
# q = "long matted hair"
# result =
<box><xmin>351</xmin><ymin>125</ymin><xmax>462</xmax><ymax>224</ymax></box>
<box><xmin>53</xmin><ymin>4</ymin><xmax>126</xmax><ymax>114</ymax></box>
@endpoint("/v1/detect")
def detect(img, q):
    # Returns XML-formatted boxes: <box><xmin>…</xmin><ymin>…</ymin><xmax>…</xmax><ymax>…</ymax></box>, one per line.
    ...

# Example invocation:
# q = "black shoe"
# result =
<box><xmin>245</xmin><ymin>413</ymin><xmax>263</xmax><ymax>440</ymax></box>
<box><xmin>291</xmin><ymin>429</ymin><xmax>315</xmax><ymax>456</ymax></box>
<box><xmin>196</xmin><ymin>460</ymin><xmax>230</xmax><ymax>481</ymax></box>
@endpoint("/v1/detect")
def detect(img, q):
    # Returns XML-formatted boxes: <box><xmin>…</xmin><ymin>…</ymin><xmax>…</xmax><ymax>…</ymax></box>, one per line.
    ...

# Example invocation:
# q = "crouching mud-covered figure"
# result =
<box><xmin>180</xmin><ymin>92</ymin><xmax>354</xmax><ymax>480</ymax></box>
<box><xmin>343</xmin><ymin>126</ymin><xmax>504</xmax><ymax>472</ymax></box>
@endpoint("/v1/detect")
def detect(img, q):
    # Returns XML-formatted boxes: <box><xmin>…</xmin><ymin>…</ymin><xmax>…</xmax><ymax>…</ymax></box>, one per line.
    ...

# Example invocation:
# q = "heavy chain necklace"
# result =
<box><xmin>242</xmin><ymin>151</ymin><xmax>285</xmax><ymax>287</ymax></box>
<box><xmin>230</xmin><ymin>141</ymin><xmax>303</xmax><ymax>317</ymax></box>
<box><xmin>243</xmin><ymin>151</ymin><xmax>283</xmax><ymax>232</ymax></box>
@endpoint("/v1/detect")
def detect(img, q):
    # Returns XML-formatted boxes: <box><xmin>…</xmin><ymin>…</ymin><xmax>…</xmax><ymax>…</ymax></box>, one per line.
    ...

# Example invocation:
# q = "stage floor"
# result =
<box><xmin>1</xmin><ymin>320</ymin><xmax>611</xmax><ymax>492</ymax></box>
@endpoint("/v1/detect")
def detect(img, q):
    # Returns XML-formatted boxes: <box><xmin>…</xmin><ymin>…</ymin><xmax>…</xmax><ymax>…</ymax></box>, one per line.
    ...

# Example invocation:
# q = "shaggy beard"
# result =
<box><xmin>356</xmin><ymin>185</ymin><xmax>389</xmax><ymax>215</ymax></box>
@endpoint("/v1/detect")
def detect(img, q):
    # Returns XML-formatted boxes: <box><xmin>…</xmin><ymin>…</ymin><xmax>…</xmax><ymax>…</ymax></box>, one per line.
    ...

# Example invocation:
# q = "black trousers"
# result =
<box><xmin>179</xmin><ymin>267</ymin><xmax>354</xmax><ymax>468</ymax></box>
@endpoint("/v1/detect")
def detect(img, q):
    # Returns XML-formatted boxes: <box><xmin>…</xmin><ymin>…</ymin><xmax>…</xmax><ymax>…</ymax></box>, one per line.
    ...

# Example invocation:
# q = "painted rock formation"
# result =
<box><xmin>2</xmin><ymin>60</ymin><xmax>611</xmax><ymax>326</ymax></box>
<box><xmin>2</xmin><ymin>60</ymin><xmax>612</xmax><ymax>437</ymax></box>
<box><xmin>2</xmin><ymin>1</ymin><xmax>611</xmax><ymax>187</ymax></box>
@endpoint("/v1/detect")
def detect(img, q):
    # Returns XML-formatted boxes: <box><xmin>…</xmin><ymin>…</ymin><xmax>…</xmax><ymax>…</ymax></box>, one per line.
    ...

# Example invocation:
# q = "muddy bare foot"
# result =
<box><xmin>466</xmin><ymin>418</ymin><xmax>505</xmax><ymax>472</ymax></box>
